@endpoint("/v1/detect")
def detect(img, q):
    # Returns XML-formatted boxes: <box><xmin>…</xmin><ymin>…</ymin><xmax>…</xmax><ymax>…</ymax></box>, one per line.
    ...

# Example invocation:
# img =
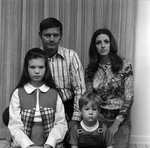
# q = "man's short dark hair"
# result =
<box><xmin>39</xmin><ymin>17</ymin><xmax>63</xmax><ymax>35</ymax></box>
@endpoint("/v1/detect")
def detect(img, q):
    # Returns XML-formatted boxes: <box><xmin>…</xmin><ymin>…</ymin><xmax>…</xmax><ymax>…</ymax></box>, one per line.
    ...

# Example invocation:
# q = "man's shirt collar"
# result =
<box><xmin>41</xmin><ymin>45</ymin><xmax>64</xmax><ymax>59</ymax></box>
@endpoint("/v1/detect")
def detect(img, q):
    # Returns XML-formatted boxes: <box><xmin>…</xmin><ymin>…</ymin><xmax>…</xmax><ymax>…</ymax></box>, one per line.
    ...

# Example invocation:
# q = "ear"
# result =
<box><xmin>79</xmin><ymin>110</ymin><xmax>82</xmax><ymax>116</ymax></box>
<box><xmin>38</xmin><ymin>31</ymin><xmax>42</xmax><ymax>39</ymax></box>
<box><xmin>99</xmin><ymin>108</ymin><xmax>101</xmax><ymax>113</ymax></box>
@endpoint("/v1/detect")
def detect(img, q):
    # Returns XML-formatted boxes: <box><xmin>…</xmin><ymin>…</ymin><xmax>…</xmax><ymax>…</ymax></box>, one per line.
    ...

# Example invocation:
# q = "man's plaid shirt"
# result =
<box><xmin>47</xmin><ymin>46</ymin><xmax>86</xmax><ymax>121</ymax></box>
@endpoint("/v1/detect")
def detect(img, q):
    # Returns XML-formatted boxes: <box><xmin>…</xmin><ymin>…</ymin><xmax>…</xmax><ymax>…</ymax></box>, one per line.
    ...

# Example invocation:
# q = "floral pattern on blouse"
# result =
<box><xmin>85</xmin><ymin>60</ymin><xmax>134</xmax><ymax>123</ymax></box>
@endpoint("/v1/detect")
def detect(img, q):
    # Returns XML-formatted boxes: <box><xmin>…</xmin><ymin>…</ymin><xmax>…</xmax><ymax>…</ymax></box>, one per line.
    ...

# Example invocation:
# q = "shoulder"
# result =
<box><xmin>61</xmin><ymin>46</ymin><xmax>79</xmax><ymax>57</ymax></box>
<box><xmin>98</xmin><ymin>121</ymin><xmax>110</xmax><ymax>135</ymax></box>
<box><xmin>122</xmin><ymin>58</ymin><xmax>132</xmax><ymax>66</ymax></box>
<box><xmin>72</xmin><ymin>123</ymin><xmax>79</xmax><ymax>130</ymax></box>
<box><xmin>47</xmin><ymin>88</ymin><xmax>58</xmax><ymax>97</ymax></box>
<box><xmin>121</xmin><ymin>58</ymin><xmax>133</xmax><ymax>72</ymax></box>
<box><xmin>100</xmin><ymin>122</ymin><xmax>108</xmax><ymax>131</ymax></box>
<box><xmin>69</xmin><ymin>122</ymin><xmax>79</xmax><ymax>135</ymax></box>
<box><xmin>48</xmin><ymin>88</ymin><xmax>57</xmax><ymax>93</ymax></box>
<box><xmin>11</xmin><ymin>88</ymin><xmax>19</xmax><ymax>98</ymax></box>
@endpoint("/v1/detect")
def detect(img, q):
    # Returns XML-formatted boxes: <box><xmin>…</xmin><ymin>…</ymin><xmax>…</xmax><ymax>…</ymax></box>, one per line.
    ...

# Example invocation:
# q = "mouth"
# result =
<box><xmin>101</xmin><ymin>50</ymin><xmax>107</xmax><ymax>53</ymax></box>
<box><xmin>88</xmin><ymin>116</ymin><xmax>94</xmax><ymax>119</ymax></box>
<box><xmin>33</xmin><ymin>76</ymin><xmax>41</xmax><ymax>79</ymax></box>
<box><xmin>48</xmin><ymin>43</ymin><xmax>55</xmax><ymax>47</ymax></box>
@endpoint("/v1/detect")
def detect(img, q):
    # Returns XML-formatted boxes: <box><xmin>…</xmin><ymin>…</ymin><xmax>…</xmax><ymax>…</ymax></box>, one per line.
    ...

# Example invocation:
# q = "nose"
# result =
<box><xmin>89</xmin><ymin>109</ymin><xmax>93</xmax><ymax>114</ymax></box>
<box><xmin>35</xmin><ymin>68</ymin><xmax>40</xmax><ymax>74</ymax></box>
<box><xmin>50</xmin><ymin>35</ymin><xmax>54</xmax><ymax>42</ymax></box>
<box><xmin>101</xmin><ymin>42</ymin><xmax>105</xmax><ymax>48</ymax></box>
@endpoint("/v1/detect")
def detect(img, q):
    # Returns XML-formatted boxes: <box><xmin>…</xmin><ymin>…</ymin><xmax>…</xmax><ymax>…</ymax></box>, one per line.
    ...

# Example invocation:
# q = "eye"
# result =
<box><xmin>93</xmin><ymin>108</ymin><xmax>98</xmax><ymax>111</ymax></box>
<box><xmin>29</xmin><ymin>66</ymin><xmax>35</xmax><ymax>69</ymax></box>
<box><xmin>95</xmin><ymin>41</ymin><xmax>101</xmax><ymax>45</ymax></box>
<box><xmin>104</xmin><ymin>40</ymin><xmax>110</xmax><ymax>44</ymax></box>
<box><xmin>84</xmin><ymin>107</ymin><xmax>90</xmax><ymax>111</ymax></box>
<box><xmin>44</xmin><ymin>34</ymin><xmax>50</xmax><ymax>38</ymax></box>
<box><xmin>39</xmin><ymin>66</ymin><xmax>45</xmax><ymax>69</ymax></box>
<box><xmin>54</xmin><ymin>34</ymin><xmax>59</xmax><ymax>38</ymax></box>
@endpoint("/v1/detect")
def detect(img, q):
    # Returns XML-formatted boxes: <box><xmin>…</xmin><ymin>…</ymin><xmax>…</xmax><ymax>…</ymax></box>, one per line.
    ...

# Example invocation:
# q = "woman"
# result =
<box><xmin>85</xmin><ymin>28</ymin><xmax>134</xmax><ymax>148</ymax></box>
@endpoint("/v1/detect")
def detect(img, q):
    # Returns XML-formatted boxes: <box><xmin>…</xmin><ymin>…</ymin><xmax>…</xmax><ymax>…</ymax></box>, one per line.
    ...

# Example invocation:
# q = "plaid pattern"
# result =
<box><xmin>48</xmin><ymin>46</ymin><xmax>86</xmax><ymax>121</ymax></box>
<box><xmin>40</xmin><ymin>107</ymin><xmax>55</xmax><ymax>137</ymax></box>
<box><xmin>10</xmin><ymin>109</ymin><xmax>36</xmax><ymax>148</ymax></box>
<box><xmin>40</xmin><ymin>108</ymin><xmax>64</xmax><ymax>148</ymax></box>
<box><xmin>21</xmin><ymin>109</ymin><xmax>35</xmax><ymax>136</ymax></box>
<box><xmin>10</xmin><ymin>107</ymin><xmax>64</xmax><ymax>148</ymax></box>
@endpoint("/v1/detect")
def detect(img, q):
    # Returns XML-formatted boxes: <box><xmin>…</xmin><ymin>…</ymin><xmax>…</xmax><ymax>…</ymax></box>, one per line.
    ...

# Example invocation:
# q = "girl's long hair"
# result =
<box><xmin>9</xmin><ymin>48</ymin><xmax>62</xmax><ymax>106</ymax></box>
<box><xmin>16</xmin><ymin>48</ymin><xmax>56</xmax><ymax>89</ymax></box>
<box><xmin>86</xmin><ymin>28</ymin><xmax>123</xmax><ymax>79</ymax></box>
<box><xmin>15</xmin><ymin>48</ymin><xmax>63</xmax><ymax>98</ymax></box>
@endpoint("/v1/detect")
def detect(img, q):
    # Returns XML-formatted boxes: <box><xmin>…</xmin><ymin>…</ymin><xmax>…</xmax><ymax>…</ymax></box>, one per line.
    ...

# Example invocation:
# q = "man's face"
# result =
<box><xmin>39</xmin><ymin>27</ymin><xmax>62</xmax><ymax>53</ymax></box>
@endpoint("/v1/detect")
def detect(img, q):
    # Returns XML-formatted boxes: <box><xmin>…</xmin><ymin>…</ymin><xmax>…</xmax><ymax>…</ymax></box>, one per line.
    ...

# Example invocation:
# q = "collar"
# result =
<box><xmin>57</xmin><ymin>45</ymin><xmax>65</xmax><ymax>59</ymax></box>
<box><xmin>81</xmin><ymin>120</ymin><xmax>99</xmax><ymax>132</ymax></box>
<box><xmin>41</xmin><ymin>45</ymin><xmax>64</xmax><ymax>59</ymax></box>
<box><xmin>24</xmin><ymin>83</ymin><xmax>50</xmax><ymax>94</ymax></box>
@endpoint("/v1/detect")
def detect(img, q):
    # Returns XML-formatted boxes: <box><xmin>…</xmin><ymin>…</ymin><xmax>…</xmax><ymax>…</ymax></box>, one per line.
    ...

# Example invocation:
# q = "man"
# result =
<box><xmin>38</xmin><ymin>17</ymin><xmax>86</xmax><ymax>124</ymax></box>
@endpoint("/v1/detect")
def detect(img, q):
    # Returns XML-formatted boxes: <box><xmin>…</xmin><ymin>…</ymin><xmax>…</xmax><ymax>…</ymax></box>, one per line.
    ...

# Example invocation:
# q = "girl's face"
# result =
<box><xmin>28</xmin><ymin>58</ymin><xmax>46</xmax><ymax>87</ymax></box>
<box><xmin>81</xmin><ymin>101</ymin><xmax>99</xmax><ymax>127</ymax></box>
<box><xmin>95</xmin><ymin>34</ymin><xmax>110</xmax><ymax>57</ymax></box>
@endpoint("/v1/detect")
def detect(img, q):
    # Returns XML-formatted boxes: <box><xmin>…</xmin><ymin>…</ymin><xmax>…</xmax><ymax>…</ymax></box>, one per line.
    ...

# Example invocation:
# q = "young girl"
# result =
<box><xmin>67</xmin><ymin>91</ymin><xmax>114</xmax><ymax>148</ymax></box>
<box><xmin>8</xmin><ymin>48</ymin><xmax>68</xmax><ymax>148</ymax></box>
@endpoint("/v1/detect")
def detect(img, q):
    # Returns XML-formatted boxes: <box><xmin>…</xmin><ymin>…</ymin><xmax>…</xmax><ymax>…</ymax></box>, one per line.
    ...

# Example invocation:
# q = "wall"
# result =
<box><xmin>130</xmin><ymin>0</ymin><xmax>150</xmax><ymax>144</ymax></box>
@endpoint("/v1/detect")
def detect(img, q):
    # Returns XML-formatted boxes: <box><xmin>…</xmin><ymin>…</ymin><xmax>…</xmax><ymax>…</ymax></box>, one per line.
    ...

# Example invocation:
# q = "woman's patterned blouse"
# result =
<box><xmin>85</xmin><ymin>59</ymin><xmax>134</xmax><ymax>123</ymax></box>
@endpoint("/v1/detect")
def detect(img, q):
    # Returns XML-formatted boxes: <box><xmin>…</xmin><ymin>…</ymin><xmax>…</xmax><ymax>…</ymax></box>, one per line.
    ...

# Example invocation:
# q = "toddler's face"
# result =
<box><xmin>81</xmin><ymin>101</ymin><xmax>99</xmax><ymax>126</ymax></box>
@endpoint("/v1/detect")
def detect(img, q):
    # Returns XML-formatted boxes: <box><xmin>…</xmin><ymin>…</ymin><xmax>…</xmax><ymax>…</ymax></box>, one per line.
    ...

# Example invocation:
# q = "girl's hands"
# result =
<box><xmin>43</xmin><ymin>144</ymin><xmax>53</xmax><ymax>148</ymax></box>
<box><xmin>27</xmin><ymin>145</ymin><xmax>43</xmax><ymax>148</ymax></box>
<box><xmin>27</xmin><ymin>144</ymin><xmax>52</xmax><ymax>148</ymax></box>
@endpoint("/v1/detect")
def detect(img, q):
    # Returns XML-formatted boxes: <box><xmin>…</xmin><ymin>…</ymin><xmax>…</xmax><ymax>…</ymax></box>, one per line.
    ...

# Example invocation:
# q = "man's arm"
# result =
<box><xmin>70</xmin><ymin>51</ymin><xmax>86</xmax><ymax>121</ymax></box>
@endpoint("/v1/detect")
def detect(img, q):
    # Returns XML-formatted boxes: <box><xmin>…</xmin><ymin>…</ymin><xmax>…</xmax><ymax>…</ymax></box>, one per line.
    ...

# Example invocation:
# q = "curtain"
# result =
<box><xmin>0</xmin><ymin>0</ymin><xmax>137</xmax><ymax>139</ymax></box>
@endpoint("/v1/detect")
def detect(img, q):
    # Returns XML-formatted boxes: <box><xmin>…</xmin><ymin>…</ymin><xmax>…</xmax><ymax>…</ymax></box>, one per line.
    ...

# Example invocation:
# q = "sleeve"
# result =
<box><xmin>70</xmin><ymin>51</ymin><xmax>86</xmax><ymax>121</ymax></box>
<box><xmin>67</xmin><ymin>124</ymin><xmax>78</xmax><ymax>146</ymax></box>
<box><xmin>45</xmin><ymin>94</ymin><xmax>68</xmax><ymax>147</ymax></box>
<box><xmin>8</xmin><ymin>89</ymin><xmax>34</xmax><ymax>148</ymax></box>
<box><xmin>85</xmin><ymin>67</ymin><xmax>94</xmax><ymax>92</ymax></box>
<box><xmin>116</xmin><ymin>61</ymin><xmax>134</xmax><ymax>123</ymax></box>
<box><xmin>103</xmin><ymin>124</ymin><xmax>114</xmax><ymax>147</ymax></box>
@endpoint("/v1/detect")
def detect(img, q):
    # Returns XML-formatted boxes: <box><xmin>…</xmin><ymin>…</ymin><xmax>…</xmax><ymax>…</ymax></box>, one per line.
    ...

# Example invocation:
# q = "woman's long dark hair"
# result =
<box><xmin>86</xmin><ymin>28</ymin><xmax>123</xmax><ymax>80</ymax></box>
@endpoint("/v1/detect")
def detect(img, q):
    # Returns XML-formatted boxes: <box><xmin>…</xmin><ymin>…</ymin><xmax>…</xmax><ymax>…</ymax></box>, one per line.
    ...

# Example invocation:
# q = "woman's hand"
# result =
<box><xmin>109</xmin><ymin>119</ymin><xmax>120</xmax><ymax>136</ymax></box>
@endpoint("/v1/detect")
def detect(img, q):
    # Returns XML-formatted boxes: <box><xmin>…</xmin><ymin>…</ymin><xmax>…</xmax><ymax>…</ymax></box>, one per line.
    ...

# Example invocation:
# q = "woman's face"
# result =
<box><xmin>95</xmin><ymin>34</ymin><xmax>110</xmax><ymax>57</ymax></box>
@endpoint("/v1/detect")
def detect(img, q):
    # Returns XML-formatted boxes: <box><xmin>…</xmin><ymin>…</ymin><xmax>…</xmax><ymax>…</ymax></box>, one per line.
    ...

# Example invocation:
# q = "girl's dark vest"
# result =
<box><xmin>10</xmin><ymin>87</ymin><xmax>64</xmax><ymax>148</ymax></box>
